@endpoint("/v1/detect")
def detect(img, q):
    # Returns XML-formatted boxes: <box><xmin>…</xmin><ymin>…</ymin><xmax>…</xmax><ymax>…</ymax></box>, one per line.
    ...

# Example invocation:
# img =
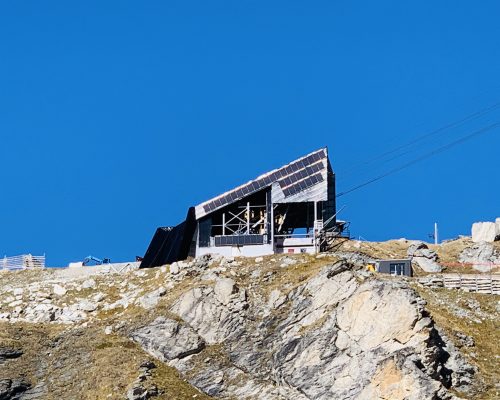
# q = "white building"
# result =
<box><xmin>140</xmin><ymin>148</ymin><xmax>346</xmax><ymax>267</ymax></box>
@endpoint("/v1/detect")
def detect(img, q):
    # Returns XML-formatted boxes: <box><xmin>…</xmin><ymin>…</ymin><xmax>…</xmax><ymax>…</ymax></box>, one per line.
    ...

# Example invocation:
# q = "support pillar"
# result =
<box><xmin>247</xmin><ymin>202</ymin><xmax>250</xmax><ymax>234</ymax></box>
<box><xmin>270</xmin><ymin>203</ymin><xmax>274</xmax><ymax>250</ymax></box>
<box><xmin>313</xmin><ymin>201</ymin><xmax>318</xmax><ymax>253</ymax></box>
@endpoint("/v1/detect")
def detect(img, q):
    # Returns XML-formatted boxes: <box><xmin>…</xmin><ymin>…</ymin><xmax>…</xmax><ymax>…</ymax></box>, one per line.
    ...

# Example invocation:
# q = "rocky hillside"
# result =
<box><xmin>0</xmin><ymin>239</ymin><xmax>498</xmax><ymax>399</ymax></box>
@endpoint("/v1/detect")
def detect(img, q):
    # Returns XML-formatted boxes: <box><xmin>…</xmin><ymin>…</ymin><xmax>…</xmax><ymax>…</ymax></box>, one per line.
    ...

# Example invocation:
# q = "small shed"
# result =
<box><xmin>376</xmin><ymin>259</ymin><xmax>412</xmax><ymax>277</ymax></box>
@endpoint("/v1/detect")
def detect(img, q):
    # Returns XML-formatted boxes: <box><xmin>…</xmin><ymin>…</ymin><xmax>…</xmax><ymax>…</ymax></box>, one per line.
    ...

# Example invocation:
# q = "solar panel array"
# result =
<box><xmin>282</xmin><ymin>173</ymin><xmax>324</xmax><ymax>197</ymax></box>
<box><xmin>215</xmin><ymin>234</ymin><xmax>265</xmax><ymax>246</ymax></box>
<box><xmin>202</xmin><ymin>149</ymin><xmax>327</xmax><ymax>214</ymax></box>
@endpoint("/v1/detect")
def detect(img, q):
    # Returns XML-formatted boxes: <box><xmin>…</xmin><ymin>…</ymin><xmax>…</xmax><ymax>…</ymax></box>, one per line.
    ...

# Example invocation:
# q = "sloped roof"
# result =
<box><xmin>195</xmin><ymin>148</ymin><xmax>330</xmax><ymax>219</ymax></box>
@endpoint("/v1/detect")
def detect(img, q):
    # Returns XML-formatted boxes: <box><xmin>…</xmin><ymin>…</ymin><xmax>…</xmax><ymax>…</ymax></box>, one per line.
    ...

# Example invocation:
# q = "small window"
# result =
<box><xmin>389</xmin><ymin>263</ymin><xmax>405</xmax><ymax>276</ymax></box>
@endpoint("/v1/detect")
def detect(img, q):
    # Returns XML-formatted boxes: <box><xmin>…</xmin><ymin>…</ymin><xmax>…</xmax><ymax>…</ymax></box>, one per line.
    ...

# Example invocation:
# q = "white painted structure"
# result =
<box><xmin>1</xmin><ymin>254</ymin><xmax>45</xmax><ymax>271</ymax></box>
<box><xmin>193</xmin><ymin>148</ymin><xmax>339</xmax><ymax>258</ymax></box>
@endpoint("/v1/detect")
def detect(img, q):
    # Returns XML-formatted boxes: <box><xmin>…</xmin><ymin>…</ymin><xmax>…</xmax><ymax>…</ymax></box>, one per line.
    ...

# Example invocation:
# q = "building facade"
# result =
<box><xmin>140</xmin><ymin>148</ymin><xmax>345</xmax><ymax>268</ymax></box>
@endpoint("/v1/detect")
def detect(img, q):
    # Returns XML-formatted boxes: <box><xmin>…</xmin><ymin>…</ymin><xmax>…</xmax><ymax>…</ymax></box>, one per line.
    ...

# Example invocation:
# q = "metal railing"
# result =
<box><xmin>1</xmin><ymin>254</ymin><xmax>46</xmax><ymax>271</ymax></box>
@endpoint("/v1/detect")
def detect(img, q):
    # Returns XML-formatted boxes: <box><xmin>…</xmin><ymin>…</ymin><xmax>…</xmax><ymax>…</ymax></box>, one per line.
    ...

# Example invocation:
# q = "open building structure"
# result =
<box><xmin>140</xmin><ymin>148</ymin><xmax>347</xmax><ymax>268</ymax></box>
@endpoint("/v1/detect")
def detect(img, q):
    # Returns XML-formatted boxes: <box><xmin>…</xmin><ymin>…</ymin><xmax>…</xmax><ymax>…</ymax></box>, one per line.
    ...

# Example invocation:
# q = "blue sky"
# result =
<box><xmin>1</xmin><ymin>1</ymin><xmax>499</xmax><ymax>266</ymax></box>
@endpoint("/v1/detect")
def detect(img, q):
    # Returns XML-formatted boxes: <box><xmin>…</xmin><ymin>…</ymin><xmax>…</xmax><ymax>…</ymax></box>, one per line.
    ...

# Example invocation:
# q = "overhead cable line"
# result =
<box><xmin>340</xmin><ymin>102</ymin><xmax>500</xmax><ymax>178</ymax></box>
<box><xmin>336</xmin><ymin>122</ymin><xmax>500</xmax><ymax>198</ymax></box>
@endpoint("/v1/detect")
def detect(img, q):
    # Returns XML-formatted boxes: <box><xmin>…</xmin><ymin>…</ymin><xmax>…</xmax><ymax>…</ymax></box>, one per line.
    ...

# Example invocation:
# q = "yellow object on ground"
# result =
<box><xmin>366</xmin><ymin>264</ymin><xmax>376</xmax><ymax>272</ymax></box>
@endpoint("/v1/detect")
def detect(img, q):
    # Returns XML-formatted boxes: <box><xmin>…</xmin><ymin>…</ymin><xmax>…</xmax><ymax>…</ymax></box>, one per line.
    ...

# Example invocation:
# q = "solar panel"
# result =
<box><xmin>282</xmin><ymin>172</ymin><xmax>325</xmax><ymax>198</ymax></box>
<box><xmin>198</xmin><ymin>149</ymin><xmax>328</xmax><ymax>215</ymax></box>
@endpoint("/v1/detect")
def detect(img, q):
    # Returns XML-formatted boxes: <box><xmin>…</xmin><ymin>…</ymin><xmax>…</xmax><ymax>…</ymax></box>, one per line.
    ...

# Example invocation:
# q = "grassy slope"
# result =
<box><xmin>415</xmin><ymin>287</ymin><xmax>499</xmax><ymax>399</ymax></box>
<box><xmin>0</xmin><ymin>322</ymin><xmax>211</xmax><ymax>400</ymax></box>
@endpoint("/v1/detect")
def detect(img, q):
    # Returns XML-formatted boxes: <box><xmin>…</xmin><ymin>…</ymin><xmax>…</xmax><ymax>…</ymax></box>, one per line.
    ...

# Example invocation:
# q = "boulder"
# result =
<box><xmin>77</xmin><ymin>300</ymin><xmax>98</xmax><ymax>312</ymax></box>
<box><xmin>169</xmin><ymin>263</ymin><xmax>180</xmax><ymax>275</ymax></box>
<box><xmin>82</xmin><ymin>279</ymin><xmax>97</xmax><ymax>289</ymax></box>
<box><xmin>23</xmin><ymin>303</ymin><xmax>58</xmax><ymax>323</ymax></box>
<box><xmin>131</xmin><ymin>317</ymin><xmax>205</xmax><ymax>361</ymax></box>
<box><xmin>280</xmin><ymin>257</ymin><xmax>298</xmax><ymax>268</ymax></box>
<box><xmin>53</xmin><ymin>284</ymin><xmax>67</xmax><ymax>296</ymax></box>
<box><xmin>459</xmin><ymin>242</ymin><xmax>499</xmax><ymax>272</ymax></box>
<box><xmin>407</xmin><ymin>242</ymin><xmax>442</xmax><ymax>273</ymax></box>
<box><xmin>472</xmin><ymin>221</ymin><xmax>498</xmax><ymax>243</ymax></box>
<box><xmin>57</xmin><ymin>306</ymin><xmax>87</xmax><ymax>323</ymax></box>
<box><xmin>138</xmin><ymin>287</ymin><xmax>167</xmax><ymax>309</ymax></box>
<box><xmin>412</xmin><ymin>257</ymin><xmax>442</xmax><ymax>273</ymax></box>
<box><xmin>214</xmin><ymin>278</ymin><xmax>237</xmax><ymax>305</ymax></box>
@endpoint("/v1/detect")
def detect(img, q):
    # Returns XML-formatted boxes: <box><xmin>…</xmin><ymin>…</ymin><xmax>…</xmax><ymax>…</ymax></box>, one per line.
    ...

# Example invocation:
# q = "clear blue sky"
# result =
<box><xmin>1</xmin><ymin>1</ymin><xmax>499</xmax><ymax>266</ymax></box>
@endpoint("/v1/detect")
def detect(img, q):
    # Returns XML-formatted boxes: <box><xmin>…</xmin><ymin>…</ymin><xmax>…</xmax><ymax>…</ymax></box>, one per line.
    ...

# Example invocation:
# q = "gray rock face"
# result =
<box><xmin>138</xmin><ymin>287</ymin><xmax>166</xmax><ymax>309</ymax></box>
<box><xmin>214</xmin><ymin>278</ymin><xmax>237</xmax><ymax>305</ymax></box>
<box><xmin>131</xmin><ymin>262</ymin><xmax>474</xmax><ymax>399</ymax></box>
<box><xmin>131</xmin><ymin>317</ymin><xmax>205</xmax><ymax>362</ymax></box>
<box><xmin>171</xmin><ymin>278</ymin><xmax>248</xmax><ymax>345</ymax></box>
<box><xmin>0</xmin><ymin>378</ymin><xmax>30</xmax><ymax>399</ymax></box>
<box><xmin>408</xmin><ymin>242</ymin><xmax>442</xmax><ymax>272</ymax></box>
<box><xmin>459</xmin><ymin>242</ymin><xmax>500</xmax><ymax>272</ymax></box>
<box><xmin>0</xmin><ymin>347</ymin><xmax>23</xmax><ymax>364</ymax></box>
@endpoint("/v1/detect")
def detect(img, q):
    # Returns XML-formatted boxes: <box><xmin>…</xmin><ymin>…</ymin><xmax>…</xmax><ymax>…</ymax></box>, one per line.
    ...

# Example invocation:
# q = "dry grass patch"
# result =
<box><xmin>414</xmin><ymin>287</ymin><xmax>499</xmax><ymax>400</ymax></box>
<box><xmin>0</xmin><ymin>322</ymin><xmax>212</xmax><ymax>399</ymax></box>
<box><xmin>335</xmin><ymin>239</ymin><xmax>411</xmax><ymax>260</ymax></box>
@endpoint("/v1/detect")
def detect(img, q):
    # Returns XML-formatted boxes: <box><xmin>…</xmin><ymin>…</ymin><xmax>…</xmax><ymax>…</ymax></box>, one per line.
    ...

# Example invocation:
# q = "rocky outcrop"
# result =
<box><xmin>1</xmin><ymin>251</ymin><xmax>486</xmax><ymax>399</ymax></box>
<box><xmin>131</xmin><ymin>317</ymin><xmax>205</xmax><ymax>362</ymax></box>
<box><xmin>471</xmin><ymin>221</ymin><xmax>500</xmax><ymax>243</ymax></box>
<box><xmin>408</xmin><ymin>241</ymin><xmax>442</xmax><ymax>272</ymax></box>
<box><xmin>130</xmin><ymin>261</ymin><xmax>474</xmax><ymax>400</ymax></box>
<box><xmin>459</xmin><ymin>242</ymin><xmax>500</xmax><ymax>272</ymax></box>
<box><xmin>0</xmin><ymin>378</ymin><xmax>31</xmax><ymax>399</ymax></box>
<box><xmin>0</xmin><ymin>348</ymin><xmax>23</xmax><ymax>365</ymax></box>
<box><xmin>126</xmin><ymin>361</ymin><xmax>159</xmax><ymax>400</ymax></box>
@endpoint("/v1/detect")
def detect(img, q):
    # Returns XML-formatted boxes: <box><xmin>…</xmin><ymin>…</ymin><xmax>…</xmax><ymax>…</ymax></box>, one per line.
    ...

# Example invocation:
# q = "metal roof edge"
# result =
<box><xmin>195</xmin><ymin>147</ymin><xmax>328</xmax><ymax>209</ymax></box>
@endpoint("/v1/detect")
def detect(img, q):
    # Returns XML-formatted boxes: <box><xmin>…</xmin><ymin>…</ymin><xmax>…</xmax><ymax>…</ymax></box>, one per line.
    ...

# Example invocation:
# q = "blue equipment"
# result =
<box><xmin>82</xmin><ymin>255</ymin><xmax>111</xmax><ymax>266</ymax></box>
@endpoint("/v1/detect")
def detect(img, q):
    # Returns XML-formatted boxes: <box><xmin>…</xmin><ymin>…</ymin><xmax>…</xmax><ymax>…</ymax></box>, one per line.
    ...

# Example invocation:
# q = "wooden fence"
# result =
<box><xmin>419</xmin><ymin>273</ymin><xmax>500</xmax><ymax>295</ymax></box>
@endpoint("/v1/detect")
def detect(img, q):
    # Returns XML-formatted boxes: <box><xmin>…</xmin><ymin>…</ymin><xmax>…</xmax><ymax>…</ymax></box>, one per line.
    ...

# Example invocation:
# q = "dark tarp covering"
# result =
<box><xmin>139</xmin><ymin>207</ymin><xmax>197</xmax><ymax>268</ymax></box>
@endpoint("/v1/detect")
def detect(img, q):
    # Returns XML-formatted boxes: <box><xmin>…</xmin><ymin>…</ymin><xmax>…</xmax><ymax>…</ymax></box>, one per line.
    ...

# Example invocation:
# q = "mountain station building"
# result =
<box><xmin>140</xmin><ymin>148</ymin><xmax>346</xmax><ymax>268</ymax></box>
